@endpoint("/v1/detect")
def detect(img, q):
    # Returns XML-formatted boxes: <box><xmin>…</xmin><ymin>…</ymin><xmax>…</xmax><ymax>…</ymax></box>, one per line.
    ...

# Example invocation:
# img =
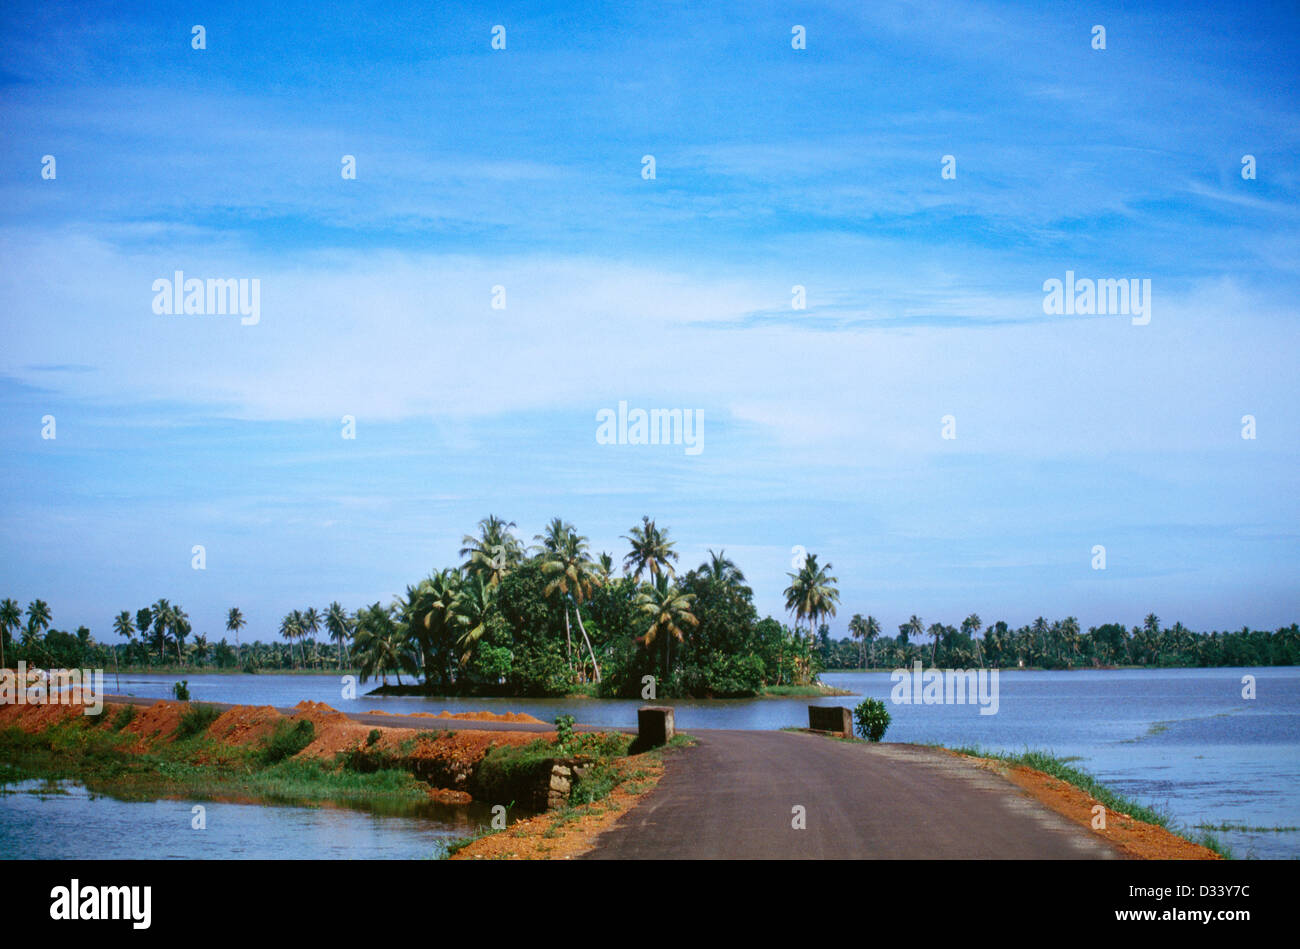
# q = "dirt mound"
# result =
<box><xmin>210</xmin><ymin>704</ymin><xmax>285</xmax><ymax>746</ymax></box>
<box><xmin>0</xmin><ymin>700</ymin><xmax>83</xmax><ymax>732</ymax></box>
<box><xmin>364</xmin><ymin>708</ymin><xmax>545</xmax><ymax>724</ymax></box>
<box><xmin>122</xmin><ymin>700</ymin><xmax>186</xmax><ymax>747</ymax></box>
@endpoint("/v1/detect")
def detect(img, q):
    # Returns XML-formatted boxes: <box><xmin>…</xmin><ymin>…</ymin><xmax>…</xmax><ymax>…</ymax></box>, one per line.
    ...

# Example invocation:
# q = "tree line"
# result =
<box><xmin>818</xmin><ymin>613</ymin><xmax>1300</xmax><ymax>670</ymax></box>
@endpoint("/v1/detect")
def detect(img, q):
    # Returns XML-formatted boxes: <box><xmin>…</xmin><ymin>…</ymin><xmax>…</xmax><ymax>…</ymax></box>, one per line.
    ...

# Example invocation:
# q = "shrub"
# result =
<box><xmin>111</xmin><ymin>705</ymin><xmax>137</xmax><ymax>731</ymax></box>
<box><xmin>171</xmin><ymin>680</ymin><xmax>190</xmax><ymax>701</ymax></box>
<box><xmin>261</xmin><ymin>720</ymin><xmax>316</xmax><ymax>764</ymax></box>
<box><xmin>175</xmin><ymin>703</ymin><xmax>221</xmax><ymax>740</ymax></box>
<box><xmin>366</xmin><ymin>728</ymin><xmax>381</xmax><ymax>747</ymax></box>
<box><xmin>554</xmin><ymin>714</ymin><xmax>575</xmax><ymax>753</ymax></box>
<box><xmin>854</xmin><ymin>698</ymin><xmax>890</xmax><ymax>742</ymax></box>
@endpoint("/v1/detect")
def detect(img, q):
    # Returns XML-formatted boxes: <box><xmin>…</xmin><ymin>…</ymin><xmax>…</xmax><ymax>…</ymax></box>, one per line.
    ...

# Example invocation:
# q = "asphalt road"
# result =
<box><xmin>583</xmin><ymin>729</ymin><xmax>1122</xmax><ymax>859</ymax></box>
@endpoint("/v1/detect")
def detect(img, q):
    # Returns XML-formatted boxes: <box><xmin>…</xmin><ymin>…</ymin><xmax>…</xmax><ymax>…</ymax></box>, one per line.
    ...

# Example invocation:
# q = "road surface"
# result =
<box><xmin>583</xmin><ymin>729</ymin><xmax>1121</xmax><ymax>859</ymax></box>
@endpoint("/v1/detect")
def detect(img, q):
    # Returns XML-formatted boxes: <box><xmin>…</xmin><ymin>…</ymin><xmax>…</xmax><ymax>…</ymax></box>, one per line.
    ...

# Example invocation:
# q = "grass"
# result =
<box><xmin>175</xmin><ymin>703</ymin><xmax>223</xmax><ymax>740</ymax></box>
<box><xmin>944</xmin><ymin>744</ymin><xmax>1234</xmax><ymax>858</ymax></box>
<box><xmin>0</xmin><ymin>714</ymin><xmax>432</xmax><ymax>814</ymax></box>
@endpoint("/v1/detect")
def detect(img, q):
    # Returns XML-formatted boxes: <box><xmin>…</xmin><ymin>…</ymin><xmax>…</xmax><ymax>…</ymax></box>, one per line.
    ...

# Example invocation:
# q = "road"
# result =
<box><xmin>583</xmin><ymin>729</ymin><xmax>1121</xmax><ymax>859</ymax></box>
<box><xmin>105</xmin><ymin>694</ymin><xmax>1119</xmax><ymax>857</ymax></box>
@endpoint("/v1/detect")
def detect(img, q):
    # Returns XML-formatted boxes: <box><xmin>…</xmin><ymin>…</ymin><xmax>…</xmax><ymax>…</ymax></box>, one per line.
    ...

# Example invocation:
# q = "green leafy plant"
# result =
<box><xmin>111</xmin><ymin>705</ymin><xmax>137</xmax><ymax>731</ymax></box>
<box><xmin>553</xmin><ymin>713</ymin><xmax>575</xmax><ymax>754</ymax></box>
<box><xmin>171</xmin><ymin>680</ymin><xmax>190</xmax><ymax>701</ymax></box>
<box><xmin>854</xmin><ymin>697</ymin><xmax>890</xmax><ymax>742</ymax></box>
<box><xmin>366</xmin><ymin>728</ymin><xmax>381</xmax><ymax>747</ymax></box>
<box><xmin>175</xmin><ymin>703</ymin><xmax>221</xmax><ymax>740</ymax></box>
<box><xmin>261</xmin><ymin>719</ymin><xmax>316</xmax><ymax>764</ymax></box>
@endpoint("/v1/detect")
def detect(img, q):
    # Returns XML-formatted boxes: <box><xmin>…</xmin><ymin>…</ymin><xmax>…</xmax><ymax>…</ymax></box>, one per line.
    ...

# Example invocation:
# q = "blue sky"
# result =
<box><xmin>1</xmin><ymin>0</ymin><xmax>1297</xmax><ymax>643</ymax></box>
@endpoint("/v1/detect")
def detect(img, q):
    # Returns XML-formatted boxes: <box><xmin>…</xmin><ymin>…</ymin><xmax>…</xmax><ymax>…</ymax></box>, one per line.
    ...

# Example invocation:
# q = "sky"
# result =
<box><xmin>1</xmin><ymin>0</ymin><xmax>1297</xmax><ymax>644</ymax></box>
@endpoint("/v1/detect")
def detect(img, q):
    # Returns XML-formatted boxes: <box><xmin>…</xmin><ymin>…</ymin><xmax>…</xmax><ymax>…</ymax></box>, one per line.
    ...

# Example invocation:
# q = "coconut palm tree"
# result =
<box><xmin>0</xmin><ymin>598</ymin><xmax>22</xmax><ymax>668</ymax></box>
<box><xmin>622</xmin><ymin>516</ymin><xmax>678</xmax><ymax>582</ymax></box>
<box><xmin>25</xmin><ymin>599</ymin><xmax>52</xmax><ymax>644</ymax></box>
<box><xmin>324</xmin><ymin>601</ymin><xmax>353</xmax><ymax>669</ymax></box>
<box><xmin>962</xmin><ymin>613</ymin><xmax>983</xmax><ymax>667</ymax></box>
<box><xmin>460</xmin><ymin>515</ymin><xmax>524</xmax><ymax>588</ymax></box>
<box><xmin>540</xmin><ymin>526</ymin><xmax>603</xmax><ymax>682</ymax></box>
<box><xmin>353</xmin><ymin>603</ymin><xmax>415</xmax><ymax>686</ymax></box>
<box><xmin>148</xmin><ymin>599</ymin><xmax>173</xmax><ymax>662</ymax></box>
<box><xmin>701</xmin><ymin>549</ymin><xmax>748</xmax><ymax>592</ymax></box>
<box><xmin>171</xmin><ymin>607</ymin><xmax>191</xmax><ymax>665</ymax></box>
<box><xmin>404</xmin><ymin>570</ymin><xmax>463</xmax><ymax>689</ymax></box>
<box><xmin>635</xmin><ymin>577</ymin><xmax>698</xmax><ymax>677</ymax></box>
<box><xmin>782</xmin><ymin>553</ymin><xmax>840</xmax><ymax>647</ymax></box>
<box><xmin>279</xmin><ymin>611</ymin><xmax>303</xmax><ymax>668</ymax></box>
<box><xmin>454</xmin><ymin>574</ymin><xmax>494</xmax><ymax>666</ymax></box>
<box><xmin>301</xmin><ymin>607</ymin><xmax>322</xmax><ymax>667</ymax></box>
<box><xmin>225</xmin><ymin>608</ymin><xmax>246</xmax><ymax>664</ymax></box>
<box><xmin>596</xmin><ymin>552</ymin><xmax>615</xmax><ymax>582</ymax></box>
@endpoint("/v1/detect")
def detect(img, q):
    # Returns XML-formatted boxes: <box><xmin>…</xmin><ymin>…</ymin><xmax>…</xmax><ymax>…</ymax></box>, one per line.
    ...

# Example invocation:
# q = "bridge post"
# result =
<box><xmin>808</xmin><ymin>705</ymin><xmax>853</xmax><ymax>737</ymax></box>
<box><xmin>634</xmin><ymin>706</ymin><xmax>675</xmax><ymax>751</ymax></box>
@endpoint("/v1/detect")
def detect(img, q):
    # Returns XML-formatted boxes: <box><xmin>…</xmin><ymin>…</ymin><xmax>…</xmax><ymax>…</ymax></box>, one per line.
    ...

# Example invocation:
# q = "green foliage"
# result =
<box><xmin>111</xmin><ymin>705</ymin><xmax>137</xmax><ymax>731</ymax></box>
<box><xmin>569</xmin><ymin>761</ymin><xmax>619</xmax><ymax>805</ymax></box>
<box><xmin>854</xmin><ymin>698</ymin><xmax>891</xmax><ymax>742</ymax></box>
<box><xmin>366</xmin><ymin>728</ymin><xmax>381</xmax><ymax>747</ymax></box>
<box><xmin>553</xmin><ymin>713</ymin><xmax>575</xmax><ymax>753</ymax></box>
<box><xmin>175</xmin><ymin>703</ymin><xmax>221</xmax><ymax>740</ymax></box>
<box><xmin>171</xmin><ymin>680</ymin><xmax>190</xmax><ymax>701</ymax></box>
<box><xmin>260</xmin><ymin>719</ymin><xmax>316</xmax><ymax>764</ymax></box>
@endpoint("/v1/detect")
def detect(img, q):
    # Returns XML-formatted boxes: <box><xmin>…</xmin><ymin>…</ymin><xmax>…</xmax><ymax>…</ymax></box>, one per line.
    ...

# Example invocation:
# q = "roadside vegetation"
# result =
<box><xmin>945</xmin><ymin>745</ymin><xmax>1233</xmax><ymax>858</ymax></box>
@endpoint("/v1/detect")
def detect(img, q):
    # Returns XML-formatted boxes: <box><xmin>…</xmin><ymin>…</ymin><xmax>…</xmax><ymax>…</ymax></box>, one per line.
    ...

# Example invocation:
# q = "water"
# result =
<box><xmin>9</xmin><ymin>667</ymin><xmax>1299</xmax><ymax>858</ymax></box>
<box><xmin>0</xmin><ymin>777</ymin><xmax>486</xmax><ymax>860</ymax></box>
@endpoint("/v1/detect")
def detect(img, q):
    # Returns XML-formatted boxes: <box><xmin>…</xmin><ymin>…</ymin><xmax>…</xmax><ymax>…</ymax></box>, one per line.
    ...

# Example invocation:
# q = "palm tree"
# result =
<box><xmin>849</xmin><ymin>614</ymin><xmax>881</xmax><ymax>669</ymax></box>
<box><xmin>927</xmin><ymin>622</ymin><xmax>946</xmax><ymax>667</ymax></box>
<box><xmin>635</xmin><ymin>577</ymin><xmax>698</xmax><ymax>677</ymax></box>
<box><xmin>782</xmin><ymin>553</ymin><xmax>840</xmax><ymax>647</ymax></box>
<box><xmin>279</xmin><ymin>611</ymin><xmax>303</xmax><ymax>667</ymax></box>
<box><xmin>460</xmin><ymin>515</ymin><xmax>524</xmax><ymax>588</ymax></box>
<box><xmin>225</xmin><ymin>608</ymin><xmax>246</xmax><ymax>664</ymax></box>
<box><xmin>405</xmin><ymin>569</ymin><xmax>463</xmax><ymax>689</ymax></box>
<box><xmin>353</xmin><ymin>603</ymin><xmax>415</xmax><ymax>686</ymax></box>
<box><xmin>324</xmin><ymin>602</ymin><xmax>353</xmax><ymax>669</ymax></box>
<box><xmin>148</xmin><ymin>599</ymin><xmax>173</xmax><ymax>662</ymax></box>
<box><xmin>0</xmin><ymin>598</ymin><xmax>22</xmax><ymax>669</ymax></box>
<box><xmin>596</xmin><ymin>552</ymin><xmax>615</xmax><ymax>582</ymax></box>
<box><xmin>540</xmin><ymin>525</ymin><xmax>603</xmax><ymax>682</ymax></box>
<box><xmin>622</xmin><ymin>516</ymin><xmax>679</xmax><ymax>582</ymax></box>
<box><xmin>454</xmin><ymin>574</ymin><xmax>494</xmax><ymax>666</ymax></box>
<box><xmin>301</xmin><ymin>607</ymin><xmax>322</xmax><ymax>668</ymax></box>
<box><xmin>25</xmin><ymin>599</ymin><xmax>52</xmax><ymax>644</ymax></box>
<box><xmin>171</xmin><ymin>607</ymin><xmax>191</xmax><ymax>665</ymax></box>
<box><xmin>962</xmin><ymin>613</ymin><xmax>983</xmax><ymax>667</ymax></box>
<box><xmin>701</xmin><ymin>549</ymin><xmax>748</xmax><ymax>592</ymax></box>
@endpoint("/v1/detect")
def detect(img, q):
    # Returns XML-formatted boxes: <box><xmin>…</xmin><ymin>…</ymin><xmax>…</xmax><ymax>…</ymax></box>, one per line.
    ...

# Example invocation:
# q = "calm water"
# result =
<box><xmin>7</xmin><ymin>667</ymin><xmax>1297</xmax><ymax>858</ymax></box>
<box><xmin>0</xmin><ymin>776</ymin><xmax>488</xmax><ymax>860</ymax></box>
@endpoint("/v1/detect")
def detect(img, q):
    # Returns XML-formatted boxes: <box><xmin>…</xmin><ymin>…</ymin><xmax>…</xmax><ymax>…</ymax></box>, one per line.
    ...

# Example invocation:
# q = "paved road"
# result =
<box><xmin>102</xmin><ymin>694</ymin><xmax>625</xmax><ymax>734</ymax></box>
<box><xmin>584</xmin><ymin>729</ymin><xmax>1121</xmax><ymax>859</ymax></box>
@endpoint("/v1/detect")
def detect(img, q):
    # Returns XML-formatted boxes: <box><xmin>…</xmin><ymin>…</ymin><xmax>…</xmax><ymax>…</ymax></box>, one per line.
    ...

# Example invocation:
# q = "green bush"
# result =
<box><xmin>553</xmin><ymin>714</ymin><xmax>575</xmax><ymax>753</ymax></box>
<box><xmin>260</xmin><ymin>720</ymin><xmax>316</xmax><ymax>764</ymax></box>
<box><xmin>854</xmin><ymin>698</ymin><xmax>890</xmax><ymax>742</ymax></box>
<box><xmin>366</xmin><ymin>728</ymin><xmax>381</xmax><ymax>747</ymax></box>
<box><xmin>175</xmin><ymin>703</ymin><xmax>221</xmax><ymax>740</ymax></box>
<box><xmin>111</xmin><ymin>705</ymin><xmax>137</xmax><ymax>731</ymax></box>
<box><xmin>171</xmin><ymin>680</ymin><xmax>190</xmax><ymax>701</ymax></box>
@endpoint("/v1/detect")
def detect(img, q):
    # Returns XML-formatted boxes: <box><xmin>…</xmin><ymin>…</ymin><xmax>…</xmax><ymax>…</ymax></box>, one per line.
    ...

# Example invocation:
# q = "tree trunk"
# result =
<box><xmin>573</xmin><ymin>605</ymin><xmax>602</xmax><ymax>683</ymax></box>
<box><xmin>563</xmin><ymin>609</ymin><xmax>574</xmax><ymax>673</ymax></box>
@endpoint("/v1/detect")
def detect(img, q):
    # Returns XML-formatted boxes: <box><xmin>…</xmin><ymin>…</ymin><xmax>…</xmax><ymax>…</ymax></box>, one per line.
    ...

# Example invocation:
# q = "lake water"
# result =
<box><xmin>0</xmin><ymin>776</ymin><xmax>487</xmax><ymax>860</ymax></box>
<box><xmin>5</xmin><ymin>666</ymin><xmax>1297</xmax><ymax>858</ymax></box>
